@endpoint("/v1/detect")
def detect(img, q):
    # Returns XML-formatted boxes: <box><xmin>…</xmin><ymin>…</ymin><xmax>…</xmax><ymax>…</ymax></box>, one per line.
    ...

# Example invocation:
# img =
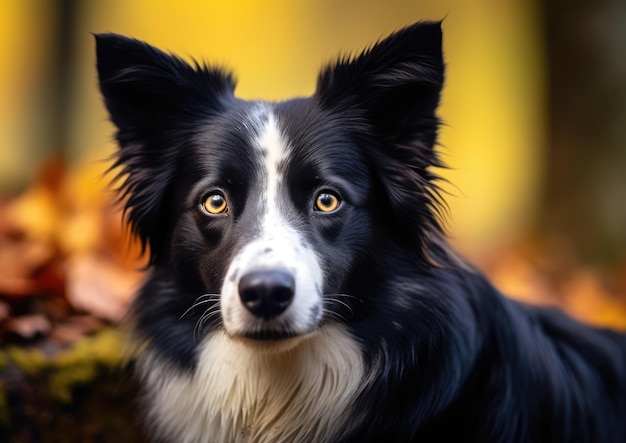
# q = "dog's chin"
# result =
<box><xmin>227</xmin><ymin>329</ymin><xmax>316</xmax><ymax>354</ymax></box>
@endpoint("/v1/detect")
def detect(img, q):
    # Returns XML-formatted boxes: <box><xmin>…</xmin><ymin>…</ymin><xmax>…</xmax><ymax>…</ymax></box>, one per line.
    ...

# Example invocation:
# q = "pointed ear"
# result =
<box><xmin>315</xmin><ymin>21</ymin><xmax>446</xmax><ymax>264</ymax></box>
<box><xmin>95</xmin><ymin>34</ymin><xmax>236</xmax><ymax>262</ymax></box>
<box><xmin>315</xmin><ymin>21</ymin><xmax>443</xmax><ymax>147</ymax></box>
<box><xmin>95</xmin><ymin>33</ymin><xmax>235</xmax><ymax>139</ymax></box>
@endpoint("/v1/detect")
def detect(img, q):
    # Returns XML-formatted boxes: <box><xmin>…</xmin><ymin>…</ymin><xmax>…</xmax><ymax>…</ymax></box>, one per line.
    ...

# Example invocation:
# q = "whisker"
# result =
<box><xmin>322</xmin><ymin>309</ymin><xmax>348</xmax><ymax>324</ymax></box>
<box><xmin>180</xmin><ymin>293</ymin><xmax>221</xmax><ymax>320</ymax></box>
<box><xmin>194</xmin><ymin>301</ymin><xmax>223</xmax><ymax>340</ymax></box>
<box><xmin>198</xmin><ymin>307</ymin><xmax>222</xmax><ymax>328</ymax></box>
<box><xmin>323</xmin><ymin>293</ymin><xmax>363</xmax><ymax>321</ymax></box>
<box><xmin>325</xmin><ymin>293</ymin><xmax>364</xmax><ymax>303</ymax></box>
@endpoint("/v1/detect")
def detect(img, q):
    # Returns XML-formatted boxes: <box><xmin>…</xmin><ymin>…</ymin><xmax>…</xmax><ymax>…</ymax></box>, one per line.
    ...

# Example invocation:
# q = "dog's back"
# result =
<box><xmin>412</xmin><ymin>275</ymin><xmax>626</xmax><ymax>442</ymax></box>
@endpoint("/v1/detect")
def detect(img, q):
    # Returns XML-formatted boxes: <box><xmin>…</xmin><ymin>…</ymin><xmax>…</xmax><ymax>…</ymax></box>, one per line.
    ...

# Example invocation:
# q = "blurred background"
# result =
<box><xmin>1</xmin><ymin>0</ymin><xmax>625</xmax><ymax>440</ymax></box>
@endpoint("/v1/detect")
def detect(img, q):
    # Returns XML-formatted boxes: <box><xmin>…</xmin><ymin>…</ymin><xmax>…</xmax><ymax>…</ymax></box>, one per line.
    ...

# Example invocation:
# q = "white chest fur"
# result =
<box><xmin>138</xmin><ymin>323</ymin><xmax>366</xmax><ymax>443</ymax></box>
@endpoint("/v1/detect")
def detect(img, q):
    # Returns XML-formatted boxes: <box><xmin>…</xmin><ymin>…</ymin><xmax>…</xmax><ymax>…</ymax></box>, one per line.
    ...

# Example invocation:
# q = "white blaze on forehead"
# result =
<box><xmin>256</xmin><ymin>111</ymin><xmax>286</xmax><ymax>195</ymax></box>
<box><xmin>254</xmin><ymin>110</ymin><xmax>287</xmax><ymax>238</ymax></box>
<box><xmin>218</xmin><ymin>106</ymin><xmax>323</xmax><ymax>337</ymax></box>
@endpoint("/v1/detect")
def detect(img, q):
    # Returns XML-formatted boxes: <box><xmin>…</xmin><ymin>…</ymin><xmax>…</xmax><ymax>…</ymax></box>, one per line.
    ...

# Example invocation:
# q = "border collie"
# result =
<box><xmin>95</xmin><ymin>21</ymin><xmax>626</xmax><ymax>442</ymax></box>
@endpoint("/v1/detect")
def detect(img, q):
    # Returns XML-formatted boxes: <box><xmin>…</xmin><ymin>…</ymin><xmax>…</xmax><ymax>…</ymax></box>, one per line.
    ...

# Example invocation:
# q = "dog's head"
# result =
<box><xmin>96</xmin><ymin>21</ymin><xmax>445</xmax><ymax>352</ymax></box>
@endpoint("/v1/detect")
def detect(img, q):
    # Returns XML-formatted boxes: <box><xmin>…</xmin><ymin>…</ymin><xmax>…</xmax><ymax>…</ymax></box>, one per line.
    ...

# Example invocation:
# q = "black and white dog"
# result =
<box><xmin>96</xmin><ymin>21</ymin><xmax>626</xmax><ymax>442</ymax></box>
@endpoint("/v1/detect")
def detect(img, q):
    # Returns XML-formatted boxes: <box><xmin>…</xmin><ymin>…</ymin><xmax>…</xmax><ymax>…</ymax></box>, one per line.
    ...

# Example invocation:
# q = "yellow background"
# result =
<box><xmin>0</xmin><ymin>0</ymin><xmax>544</xmax><ymax>254</ymax></box>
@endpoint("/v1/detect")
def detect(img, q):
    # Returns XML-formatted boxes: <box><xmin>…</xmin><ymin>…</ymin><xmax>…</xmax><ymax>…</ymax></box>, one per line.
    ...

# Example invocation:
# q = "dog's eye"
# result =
<box><xmin>202</xmin><ymin>193</ymin><xmax>228</xmax><ymax>215</ymax></box>
<box><xmin>314</xmin><ymin>192</ymin><xmax>340</xmax><ymax>213</ymax></box>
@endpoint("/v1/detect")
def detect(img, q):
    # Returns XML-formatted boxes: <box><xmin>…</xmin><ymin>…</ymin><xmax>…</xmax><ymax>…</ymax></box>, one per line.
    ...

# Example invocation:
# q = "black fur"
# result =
<box><xmin>96</xmin><ymin>21</ymin><xmax>626</xmax><ymax>442</ymax></box>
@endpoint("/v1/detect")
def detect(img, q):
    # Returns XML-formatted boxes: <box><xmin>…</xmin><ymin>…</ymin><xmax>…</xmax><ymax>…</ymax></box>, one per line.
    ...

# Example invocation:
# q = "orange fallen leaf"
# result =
<box><xmin>481</xmin><ymin>248</ymin><xmax>557</xmax><ymax>306</ymax></box>
<box><xmin>65</xmin><ymin>253</ymin><xmax>143</xmax><ymax>322</ymax></box>
<box><xmin>0</xmin><ymin>234</ymin><xmax>55</xmax><ymax>297</ymax></box>
<box><xmin>561</xmin><ymin>269</ymin><xmax>626</xmax><ymax>330</ymax></box>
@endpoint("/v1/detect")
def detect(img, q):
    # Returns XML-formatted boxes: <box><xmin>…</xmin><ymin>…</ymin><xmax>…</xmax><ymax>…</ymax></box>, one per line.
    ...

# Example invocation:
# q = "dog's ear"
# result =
<box><xmin>95</xmin><ymin>34</ymin><xmax>235</xmax><ymax>261</ymax></box>
<box><xmin>95</xmin><ymin>33</ymin><xmax>235</xmax><ymax>142</ymax></box>
<box><xmin>315</xmin><ymin>21</ymin><xmax>446</xmax><ymax>265</ymax></box>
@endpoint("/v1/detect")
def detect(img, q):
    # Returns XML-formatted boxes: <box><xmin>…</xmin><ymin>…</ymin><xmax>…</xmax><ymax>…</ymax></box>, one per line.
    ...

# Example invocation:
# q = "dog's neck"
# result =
<box><xmin>138</xmin><ymin>322</ymin><xmax>367</xmax><ymax>443</ymax></box>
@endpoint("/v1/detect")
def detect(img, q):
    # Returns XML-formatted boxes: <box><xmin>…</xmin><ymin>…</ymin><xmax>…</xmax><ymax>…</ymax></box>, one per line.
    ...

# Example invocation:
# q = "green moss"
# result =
<box><xmin>50</xmin><ymin>328</ymin><xmax>127</xmax><ymax>402</ymax></box>
<box><xmin>1</xmin><ymin>328</ymin><xmax>144</xmax><ymax>441</ymax></box>
<box><xmin>6</xmin><ymin>347</ymin><xmax>48</xmax><ymax>376</ymax></box>
<box><xmin>0</xmin><ymin>350</ymin><xmax>7</xmax><ymax>369</ymax></box>
<box><xmin>57</xmin><ymin>328</ymin><xmax>127</xmax><ymax>367</ymax></box>
<box><xmin>5</xmin><ymin>328</ymin><xmax>129</xmax><ymax>402</ymax></box>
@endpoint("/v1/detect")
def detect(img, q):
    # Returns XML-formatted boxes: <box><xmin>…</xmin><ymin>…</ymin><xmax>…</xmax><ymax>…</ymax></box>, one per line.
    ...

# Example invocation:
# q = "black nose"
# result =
<box><xmin>238</xmin><ymin>269</ymin><xmax>295</xmax><ymax>319</ymax></box>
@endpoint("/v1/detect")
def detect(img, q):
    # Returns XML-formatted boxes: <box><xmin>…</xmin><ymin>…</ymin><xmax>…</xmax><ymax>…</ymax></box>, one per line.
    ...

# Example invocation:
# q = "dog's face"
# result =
<box><xmin>176</xmin><ymin>101</ymin><xmax>373</xmax><ymax>344</ymax></box>
<box><xmin>96</xmin><ymin>22</ymin><xmax>444</xmax><ymax>356</ymax></box>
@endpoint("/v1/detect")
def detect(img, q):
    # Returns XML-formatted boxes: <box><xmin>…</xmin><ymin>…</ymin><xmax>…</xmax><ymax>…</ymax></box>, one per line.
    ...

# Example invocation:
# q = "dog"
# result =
<box><xmin>95</xmin><ymin>21</ymin><xmax>626</xmax><ymax>442</ymax></box>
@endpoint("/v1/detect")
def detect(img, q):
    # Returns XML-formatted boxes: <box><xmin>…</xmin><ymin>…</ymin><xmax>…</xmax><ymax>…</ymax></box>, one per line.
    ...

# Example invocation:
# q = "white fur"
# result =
<box><xmin>220</xmin><ymin>109</ymin><xmax>323</xmax><ymax>337</ymax></box>
<box><xmin>138</xmin><ymin>323</ymin><xmax>367</xmax><ymax>443</ymax></box>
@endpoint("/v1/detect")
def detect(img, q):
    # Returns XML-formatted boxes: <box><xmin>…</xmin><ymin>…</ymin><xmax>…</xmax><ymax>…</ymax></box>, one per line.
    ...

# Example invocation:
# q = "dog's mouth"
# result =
<box><xmin>230</xmin><ymin>327</ymin><xmax>315</xmax><ymax>353</ymax></box>
<box><xmin>223</xmin><ymin>318</ymin><xmax>320</xmax><ymax>351</ymax></box>
<box><xmin>243</xmin><ymin>329</ymin><xmax>299</xmax><ymax>341</ymax></box>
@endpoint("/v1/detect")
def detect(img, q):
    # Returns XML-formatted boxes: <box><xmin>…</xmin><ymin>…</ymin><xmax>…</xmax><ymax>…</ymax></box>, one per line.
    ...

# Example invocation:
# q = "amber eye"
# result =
<box><xmin>202</xmin><ymin>193</ymin><xmax>228</xmax><ymax>215</ymax></box>
<box><xmin>314</xmin><ymin>192</ymin><xmax>340</xmax><ymax>213</ymax></box>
